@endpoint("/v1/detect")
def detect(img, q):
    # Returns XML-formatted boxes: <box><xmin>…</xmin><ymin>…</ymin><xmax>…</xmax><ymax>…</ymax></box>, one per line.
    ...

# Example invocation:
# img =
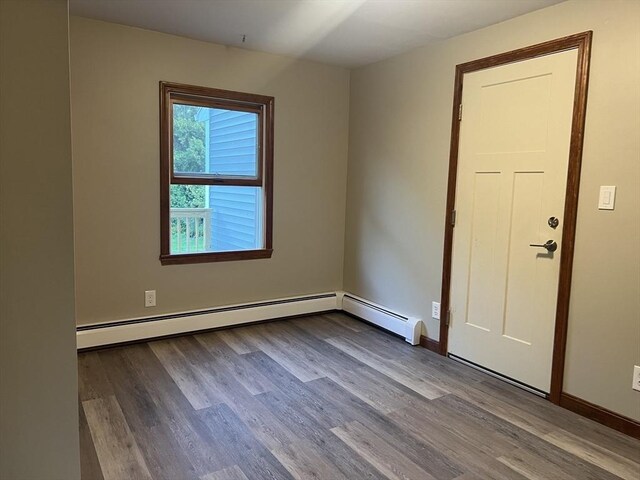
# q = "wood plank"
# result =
<box><xmin>286</xmin><ymin>314</ymin><xmax>367</xmax><ymax>339</ymax></box>
<box><xmin>194</xmin><ymin>331</ymin><xmax>276</xmax><ymax>395</ymax></box>
<box><xmin>222</xmin><ymin>389</ymin><xmax>299</xmax><ymax>451</ymax></box>
<box><xmin>277</xmin><ymin>322</ymin><xmax>436</xmax><ymax>414</ymax></box>
<box><xmin>560</xmin><ymin>392</ymin><xmax>640</xmax><ymax>440</ymax></box>
<box><xmin>198</xmin><ymin>403</ymin><xmax>294</xmax><ymax>480</ymax></box>
<box><xmin>325</xmin><ymin>335</ymin><xmax>449</xmax><ymax>400</ymax></box>
<box><xmin>341</xmin><ymin>405</ymin><xmax>464</xmax><ymax>480</ymax></box>
<box><xmin>450</xmin><ymin>384</ymin><xmax>556</xmax><ymax>438</ymax></box>
<box><xmin>271</xmin><ymin>440</ymin><xmax>351</xmax><ymax>480</ymax></box>
<box><xmin>428</xmin><ymin>395</ymin><xmax>626</xmax><ymax>480</ymax></box>
<box><xmin>240</xmin><ymin>323</ymin><xmax>325</xmax><ymax>382</ymax></box>
<box><xmin>348</xmin><ymin>328</ymin><xmax>489</xmax><ymax>386</ymax></box>
<box><xmin>98</xmin><ymin>348</ymin><xmax>161</xmax><ymax>429</ymax></box>
<box><xmin>498</xmin><ymin>448</ymin><xmax>596</xmax><ymax>480</ymax></box>
<box><xmin>342</xmin><ymin>331</ymin><xmax>490</xmax><ymax>403</ymax></box>
<box><xmin>339</xmin><ymin>328</ymin><xmax>416</xmax><ymax>361</ymax></box>
<box><xmin>497</xmin><ymin>436</ymin><xmax>626</xmax><ymax>480</ymax></box>
<box><xmin>543</xmin><ymin>430</ymin><xmax>640</xmax><ymax>480</ymax></box>
<box><xmin>148</xmin><ymin>339</ymin><xmax>216</xmax><ymax>410</ymax></box>
<box><xmin>388</xmin><ymin>405</ymin><xmax>530</xmax><ymax>480</ymax></box>
<box><xmin>170</xmin><ymin>336</ymin><xmax>253</xmax><ymax>403</ymax></box>
<box><xmin>216</xmin><ymin>327</ymin><xmax>260</xmax><ymax>354</ymax></box>
<box><xmin>243</xmin><ymin>351</ymin><xmax>352</xmax><ymax>429</ymax></box>
<box><xmin>431</xmin><ymin>394</ymin><xmax>548</xmax><ymax>454</ymax></box>
<box><xmin>78</xmin><ymin>351</ymin><xmax>114</xmax><ymax>401</ymax></box>
<box><xmin>201</xmin><ymin>465</ymin><xmax>249</xmax><ymax>480</ymax></box>
<box><xmin>271</xmin><ymin>321</ymin><xmax>369</xmax><ymax>374</ymax></box>
<box><xmin>98</xmin><ymin>348</ymin><xmax>198</xmax><ymax>480</ymax></box>
<box><xmin>329</xmin><ymin>358</ymin><xmax>427</xmax><ymax>414</ymax></box>
<box><xmin>171</xmin><ymin>337</ymin><xmax>297</xmax><ymax>451</ymax></box>
<box><xmin>305</xmin><ymin>377</ymin><xmax>464</xmax><ymax>480</ymax></box>
<box><xmin>451</xmin><ymin>474</ymin><xmax>486</xmax><ymax>480</ymax></box>
<box><xmin>473</xmin><ymin>378</ymin><xmax>640</xmax><ymax>461</ymax></box>
<box><xmin>254</xmin><ymin>391</ymin><xmax>387</xmax><ymax>480</ymax></box>
<box><xmin>331</xmin><ymin>421</ymin><xmax>438</xmax><ymax>480</ymax></box>
<box><xmin>123</xmin><ymin>343</ymin><xmax>230</xmax><ymax>476</ymax></box>
<box><xmin>82</xmin><ymin>396</ymin><xmax>153</xmax><ymax>480</ymax></box>
<box><xmin>79</xmin><ymin>400</ymin><xmax>105</xmax><ymax>480</ymax></box>
<box><xmin>323</xmin><ymin>311</ymin><xmax>376</xmax><ymax>332</ymax></box>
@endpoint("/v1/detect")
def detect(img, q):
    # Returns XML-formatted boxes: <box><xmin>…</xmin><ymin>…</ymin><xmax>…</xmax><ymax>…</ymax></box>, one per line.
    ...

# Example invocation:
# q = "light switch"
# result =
<box><xmin>598</xmin><ymin>186</ymin><xmax>616</xmax><ymax>210</ymax></box>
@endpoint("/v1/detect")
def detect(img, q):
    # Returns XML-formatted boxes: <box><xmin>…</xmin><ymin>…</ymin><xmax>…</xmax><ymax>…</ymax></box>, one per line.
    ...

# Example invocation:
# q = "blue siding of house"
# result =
<box><xmin>210</xmin><ymin>187</ymin><xmax>260</xmax><ymax>251</ymax></box>
<box><xmin>209</xmin><ymin>109</ymin><xmax>257</xmax><ymax>176</ymax></box>
<box><xmin>207</xmin><ymin>109</ymin><xmax>260</xmax><ymax>251</ymax></box>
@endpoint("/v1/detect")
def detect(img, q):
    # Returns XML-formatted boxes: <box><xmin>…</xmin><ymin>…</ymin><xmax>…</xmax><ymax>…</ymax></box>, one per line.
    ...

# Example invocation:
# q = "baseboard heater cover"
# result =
<box><xmin>76</xmin><ymin>293</ymin><xmax>337</xmax><ymax>349</ymax></box>
<box><xmin>339</xmin><ymin>292</ymin><xmax>422</xmax><ymax>345</ymax></box>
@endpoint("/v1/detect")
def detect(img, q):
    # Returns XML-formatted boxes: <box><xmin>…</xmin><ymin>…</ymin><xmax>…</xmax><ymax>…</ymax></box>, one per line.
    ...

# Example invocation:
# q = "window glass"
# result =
<box><xmin>170</xmin><ymin>185</ymin><xmax>263</xmax><ymax>254</ymax></box>
<box><xmin>172</xmin><ymin>104</ymin><xmax>258</xmax><ymax>178</ymax></box>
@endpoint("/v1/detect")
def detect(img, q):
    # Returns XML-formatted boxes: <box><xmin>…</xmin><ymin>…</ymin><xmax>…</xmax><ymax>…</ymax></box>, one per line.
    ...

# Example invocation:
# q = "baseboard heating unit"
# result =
<box><xmin>338</xmin><ymin>292</ymin><xmax>422</xmax><ymax>346</ymax></box>
<box><xmin>77</xmin><ymin>293</ymin><xmax>338</xmax><ymax>350</ymax></box>
<box><xmin>76</xmin><ymin>291</ymin><xmax>423</xmax><ymax>350</ymax></box>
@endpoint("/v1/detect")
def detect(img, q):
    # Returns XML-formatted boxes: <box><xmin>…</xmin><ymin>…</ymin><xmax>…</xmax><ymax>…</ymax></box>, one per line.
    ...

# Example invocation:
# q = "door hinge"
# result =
<box><xmin>450</xmin><ymin>209</ymin><xmax>456</xmax><ymax>227</ymax></box>
<box><xmin>458</xmin><ymin>103</ymin><xmax>463</xmax><ymax>121</ymax></box>
<box><xmin>445</xmin><ymin>310</ymin><xmax>451</xmax><ymax>327</ymax></box>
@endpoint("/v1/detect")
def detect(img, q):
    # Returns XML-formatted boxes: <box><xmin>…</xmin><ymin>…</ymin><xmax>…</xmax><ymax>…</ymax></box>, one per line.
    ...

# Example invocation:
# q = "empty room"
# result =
<box><xmin>1</xmin><ymin>0</ymin><xmax>639</xmax><ymax>479</ymax></box>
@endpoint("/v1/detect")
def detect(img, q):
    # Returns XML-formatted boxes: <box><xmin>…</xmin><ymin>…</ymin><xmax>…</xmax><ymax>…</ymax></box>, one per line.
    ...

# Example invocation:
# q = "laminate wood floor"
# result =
<box><xmin>78</xmin><ymin>313</ymin><xmax>640</xmax><ymax>480</ymax></box>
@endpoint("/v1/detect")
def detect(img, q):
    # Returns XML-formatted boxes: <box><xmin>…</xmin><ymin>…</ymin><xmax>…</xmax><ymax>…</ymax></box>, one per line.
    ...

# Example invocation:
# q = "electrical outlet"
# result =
<box><xmin>633</xmin><ymin>366</ymin><xmax>640</xmax><ymax>392</ymax></box>
<box><xmin>144</xmin><ymin>290</ymin><xmax>156</xmax><ymax>307</ymax></box>
<box><xmin>431</xmin><ymin>301</ymin><xmax>441</xmax><ymax>320</ymax></box>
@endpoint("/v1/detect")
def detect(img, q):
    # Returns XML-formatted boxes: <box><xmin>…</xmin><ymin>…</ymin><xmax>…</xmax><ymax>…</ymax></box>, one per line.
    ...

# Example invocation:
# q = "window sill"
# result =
<box><xmin>160</xmin><ymin>249</ymin><xmax>273</xmax><ymax>265</ymax></box>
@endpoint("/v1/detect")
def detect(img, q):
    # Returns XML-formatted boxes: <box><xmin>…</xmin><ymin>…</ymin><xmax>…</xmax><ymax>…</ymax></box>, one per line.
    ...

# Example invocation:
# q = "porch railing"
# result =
<box><xmin>170</xmin><ymin>208</ymin><xmax>212</xmax><ymax>253</ymax></box>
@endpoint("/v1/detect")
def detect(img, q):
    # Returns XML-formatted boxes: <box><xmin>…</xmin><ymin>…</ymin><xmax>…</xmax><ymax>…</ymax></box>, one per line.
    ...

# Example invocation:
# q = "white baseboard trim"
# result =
<box><xmin>339</xmin><ymin>292</ymin><xmax>422</xmax><ymax>345</ymax></box>
<box><xmin>76</xmin><ymin>293</ymin><xmax>338</xmax><ymax>349</ymax></box>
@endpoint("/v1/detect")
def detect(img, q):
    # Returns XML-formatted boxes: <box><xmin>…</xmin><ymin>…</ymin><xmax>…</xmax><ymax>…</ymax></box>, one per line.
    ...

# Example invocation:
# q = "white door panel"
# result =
<box><xmin>448</xmin><ymin>49</ymin><xmax>578</xmax><ymax>393</ymax></box>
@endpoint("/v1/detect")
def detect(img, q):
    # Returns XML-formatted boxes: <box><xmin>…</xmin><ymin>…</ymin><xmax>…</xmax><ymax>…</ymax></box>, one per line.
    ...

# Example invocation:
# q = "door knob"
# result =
<box><xmin>529</xmin><ymin>240</ymin><xmax>558</xmax><ymax>252</ymax></box>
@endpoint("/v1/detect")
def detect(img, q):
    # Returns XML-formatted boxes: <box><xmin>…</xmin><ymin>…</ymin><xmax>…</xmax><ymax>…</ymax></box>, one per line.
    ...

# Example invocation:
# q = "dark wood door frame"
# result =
<box><xmin>438</xmin><ymin>32</ymin><xmax>593</xmax><ymax>405</ymax></box>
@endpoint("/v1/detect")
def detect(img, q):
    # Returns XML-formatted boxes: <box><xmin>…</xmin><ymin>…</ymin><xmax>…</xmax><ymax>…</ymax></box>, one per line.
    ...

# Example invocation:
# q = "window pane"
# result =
<box><xmin>173</xmin><ymin>104</ymin><xmax>258</xmax><ymax>177</ymax></box>
<box><xmin>170</xmin><ymin>185</ymin><xmax>263</xmax><ymax>254</ymax></box>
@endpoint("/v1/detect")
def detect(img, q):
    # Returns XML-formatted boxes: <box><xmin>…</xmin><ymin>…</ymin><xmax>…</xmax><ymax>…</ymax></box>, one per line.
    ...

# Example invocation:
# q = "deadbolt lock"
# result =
<box><xmin>548</xmin><ymin>216</ymin><xmax>559</xmax><ymax>229</ymax></box>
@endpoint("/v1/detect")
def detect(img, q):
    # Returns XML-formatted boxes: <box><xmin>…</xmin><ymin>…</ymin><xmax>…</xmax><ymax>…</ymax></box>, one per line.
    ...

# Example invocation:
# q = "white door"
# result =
<box><xmin>448</xmin><ymin>49</ymin><xmax>578</xmax><ymax>393</ymax></box>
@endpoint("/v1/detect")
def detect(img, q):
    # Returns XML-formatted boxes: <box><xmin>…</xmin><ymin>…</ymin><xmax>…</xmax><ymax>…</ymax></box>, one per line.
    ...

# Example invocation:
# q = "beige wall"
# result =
<box><xmin>345</xmin><ymin>0</ymin><xmax>640</xmax><ymax>420</ymax></box>
<box><xmin>70</xmin><ymin>17</ymin><xmax>350</xmax><ymax>325</ymax></box>
<box><xmin>0</xmin><ymin>0</ymin><xmax>81</xmax><ymax>478</ymax></box>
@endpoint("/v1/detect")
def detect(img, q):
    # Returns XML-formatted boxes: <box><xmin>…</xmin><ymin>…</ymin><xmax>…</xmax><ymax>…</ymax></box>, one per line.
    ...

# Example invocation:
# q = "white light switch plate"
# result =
<box><xmin>598</xmin><ymin>185</ymin><xmax>616</xmax><ymax>210</ymax></box>
<box><xmin>432</xmin><ymin>301</ymin><xmax>441</xmax><ymax>320</ymax></box>
<box><xmin>633</xmin><ymin>366</ymin><xmax>640</xmax><ymax>392</ymax></box>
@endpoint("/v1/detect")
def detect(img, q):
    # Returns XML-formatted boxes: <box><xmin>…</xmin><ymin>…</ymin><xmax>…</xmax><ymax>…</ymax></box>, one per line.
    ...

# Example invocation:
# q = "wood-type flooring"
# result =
<box><xmin>78</xmin><ymin>312</ymin><xmax>640</xmax><ymax>479</ymax></box>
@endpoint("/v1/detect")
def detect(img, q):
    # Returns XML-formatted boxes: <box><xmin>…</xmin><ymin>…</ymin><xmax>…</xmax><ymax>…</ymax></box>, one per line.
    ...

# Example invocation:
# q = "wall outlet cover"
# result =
<box><xmin>145</xmin><ymin>290</ymin><xmax>156</xmax><ymax>307</ymax></box>
<box><xmin>633</xmin><ymin>365</ymin><xmax>640</xmax><ymax>392</ymax></box>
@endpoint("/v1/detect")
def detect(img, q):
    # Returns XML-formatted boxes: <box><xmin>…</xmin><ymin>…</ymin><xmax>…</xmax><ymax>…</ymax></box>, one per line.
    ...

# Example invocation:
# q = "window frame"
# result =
<box><xmin>159</xmin><ymin>81</ymin><xmax>274</xmax><ymax>265</ymax></box>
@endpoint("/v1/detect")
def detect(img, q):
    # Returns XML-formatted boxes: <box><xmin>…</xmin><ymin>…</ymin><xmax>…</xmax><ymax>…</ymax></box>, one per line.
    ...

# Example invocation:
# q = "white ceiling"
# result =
<box><xmin>69</xmin><ymin>0</ymin><xmax>564</xmax><ymax>67</ymax></box>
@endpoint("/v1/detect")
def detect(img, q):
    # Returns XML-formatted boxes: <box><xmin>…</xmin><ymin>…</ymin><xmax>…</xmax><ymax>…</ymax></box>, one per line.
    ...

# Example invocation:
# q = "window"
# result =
<box><xmin>160</xmin><ymin>82</ymin><xmax>274</xmax><ymax>265</ymax></box>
